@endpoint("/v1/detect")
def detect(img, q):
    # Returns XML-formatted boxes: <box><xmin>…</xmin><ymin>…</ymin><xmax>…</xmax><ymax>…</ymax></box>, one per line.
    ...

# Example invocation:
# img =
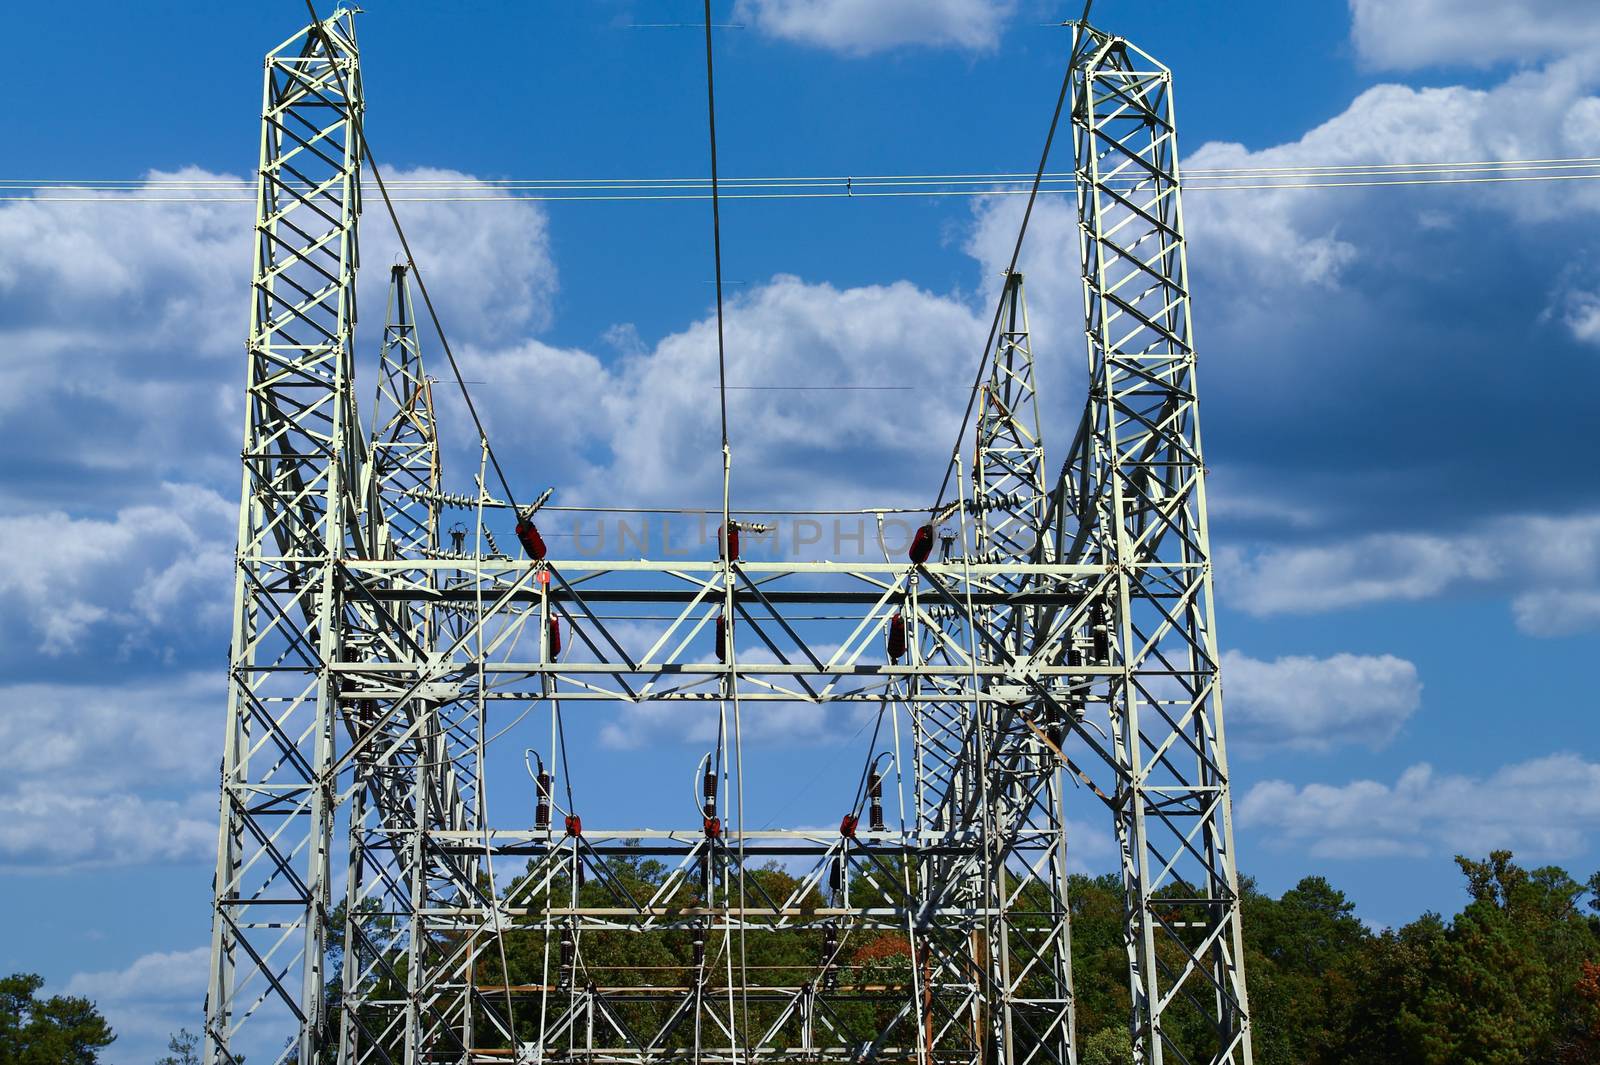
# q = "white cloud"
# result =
<box><xmin>1065</xmin><ymin>817</ymin><xmax>1117</xmax><ymax>873</ymax></box>
<box><xmin>0</xmin><ymin>169</ymin><xmax>252</xmax><ymax>362</ymax></box>
<box><xmin>1239</xmin><ymin>752</ymin><xmax>1600</xmax><ymax>859</ymax></box>
<box><xmin>0</xmin><ymin>673</ymin><xmax>221</xmax><ymax>874</ymax></box>
<box><xmin>0</xmin><ymin>168</ymin><xmax>555</xmax><ymax>487</ymax></box>
<box><xmin>66</xmin><ymin>947</ymin><xmax>210</xmax><ymax>1062</ymax></box>
<box><xmin>65</xmin><ymin>946</ymin><xmax>209</xmax><ymax>1002</ymax></box>
<box><xmin>1218</xmin><ymin>532</ymin><xmax>1497</xmax><ymax>615</ymax></box>
<box><xmin>465</xmin><ymin>274</ymin><xmax>984</xmax><ymax>509</ymax></box>
<box><xmin>1555</xmin><ymin>283</ymin><xmax>1600</xmax><ymax>344</ymax></box>
<box><xmin>1349</xmin><ymin>0</ymin><xmax>1600</xmax><ymax>71</ymax></box>
<box><xmin>0</xmin><ymin>785</ymin><xmax>215</xmax><ymax>873</ymax></box>
<box><xmin>0</xmin><ymin>673</ymin><xmax>221</xmax><ymax>786</ymax></box>
<box><xmin>1218</xmin><ymin>512</ymin><xmax>1600</xmax><ymax>635</ymax></box>
<box><xmin>359</xmin><ymin>167</ymin><xmax>558</xmax><ymax>344</ymax></box>
<box><xmin>735</xmin><ymin>0</ymin><xmax>1014</xmax><ymax>56</ymax></box>
<box><xmin>599</xmin><ymin>700</ymin><xmax>828</xmax><ymax>750</ymax></box>
<box><xmin>1511</xmin><ymin>587</ymin><xmax>1600</xmax><ymax>636</ymax></box>
<box><xmin>1180</xmin><ymin>70</ymin><xmax>1600</xmax><ymax>291</ymax></box>
<box><xmin>0</xmin><ymin>483</ymin><xmax>234</xmax><ymax>656</ymax></box>
<box><xmin>1222</xmin><ymin>650</ymin><xmax>1422</xmax><ymax>754</ymax></box>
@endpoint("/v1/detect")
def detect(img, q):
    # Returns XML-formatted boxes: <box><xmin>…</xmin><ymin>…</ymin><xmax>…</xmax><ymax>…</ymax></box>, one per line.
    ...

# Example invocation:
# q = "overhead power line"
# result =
<box><xmin>14</xmin><ymin>153</ymin><xmax>1600</xmax><ymax>185</ymax></box>
<box><xmin>7</xmin><ymin>155</ymin><xmax>1600</xmax><ymax>202</ymax></box>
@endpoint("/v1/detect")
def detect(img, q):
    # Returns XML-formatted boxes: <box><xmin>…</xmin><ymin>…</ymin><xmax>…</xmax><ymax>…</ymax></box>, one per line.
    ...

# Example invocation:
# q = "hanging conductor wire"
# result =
<box><xmin>700</xmin><ymin>1</ymin><xmax>756</xmax><ymax>1052</ymax></box>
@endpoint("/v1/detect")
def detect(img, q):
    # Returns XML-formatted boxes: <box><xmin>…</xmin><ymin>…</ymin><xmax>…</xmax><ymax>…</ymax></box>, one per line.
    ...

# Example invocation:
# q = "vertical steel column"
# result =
<box><xmin>337</xmin><ymin>263</ymin><xmax>459</xmax><ymax>1065</ymax></box>
<box><xmin>971</xmin><ymin>273</ymin><xmax>1076</xmax><ymax>1065</ymax></box>
<box><xmin>1069</xmin><ymin>25</ymin><xmax>1252</xmax><ymax>1065</ymax></box>
<box><xmin>906</xmin><ymin>272</ymin><xmax>1079</xmax><ymax>1065</ymax></box>
<box><xmin>205</xmin><ymin>12</ymin><xmax>364</xmax><ymax>1064</ymax></box>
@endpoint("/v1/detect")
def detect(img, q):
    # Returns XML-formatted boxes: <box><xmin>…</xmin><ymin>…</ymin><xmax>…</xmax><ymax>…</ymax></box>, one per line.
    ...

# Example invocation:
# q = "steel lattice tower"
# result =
<box><xmin>205</xmin><ymin>14</ymin><xmax>1250</xmax><ymax>1065</ymax></box>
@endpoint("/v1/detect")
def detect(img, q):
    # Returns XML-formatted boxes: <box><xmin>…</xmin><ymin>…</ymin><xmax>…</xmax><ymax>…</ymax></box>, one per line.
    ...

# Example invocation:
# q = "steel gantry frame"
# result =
<box><xmin>205</xmin><ymin>13</ymin><xmax>1250</xmax><ymax>1065</ymax></box>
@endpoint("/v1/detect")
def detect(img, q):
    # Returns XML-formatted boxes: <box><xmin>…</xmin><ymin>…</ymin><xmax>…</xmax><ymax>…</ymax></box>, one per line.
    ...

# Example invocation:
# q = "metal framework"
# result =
<box><xmin>205</xmin><ymin>14</ymin><xmax>1250</xmax><ymax>1065</ymax></box>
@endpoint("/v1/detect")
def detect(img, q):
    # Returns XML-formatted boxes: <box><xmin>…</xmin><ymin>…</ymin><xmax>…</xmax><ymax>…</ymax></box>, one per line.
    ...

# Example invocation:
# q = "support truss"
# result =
<box><xmin>205</xmin><ymin>14</ymin><xmax>1250</xmax><ymax>1065</ymax></box>
<box><xmin>1058</xmin><ymin>26</ymin><xmax>1252</xmax><ymax>1065</ymax></box>
<box><xmin>206</xmin><ymin>12</ymin><xmax>364</xmax><ymax>1064</ymax></box>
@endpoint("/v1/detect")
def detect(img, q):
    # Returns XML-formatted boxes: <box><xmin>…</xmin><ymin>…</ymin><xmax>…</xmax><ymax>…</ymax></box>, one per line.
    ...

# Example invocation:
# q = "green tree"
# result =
<box><xmin>1330</xmin><ymin>911</ymin><xmax>1444</xmax><ymax>1065</ymax></box>
<box><xmin>0</xmin><ymin>972</ymin><xmax>116</xmax><ymax>1064</ymax></box>
<box><xmin>1399</xmin><ymin>895</ymin><xmax>1552</xmax><ymax>1064</ymax></box>
<box><xmin>1065</xmin><ymin>873</ymin><xmax>1130</xmax><ymax>1039</ymax></box>
<box><xmin>155</xmin><ymin>1028</ymin><xmax>201</xmax><ymax>1065</ymax></box>
<box><xmin>1241</xmin><ymin>874</ymin><xmax>1370</xmax><ymax>1065</ymax></box>
<box><xmin>1079</xmin><ymin>1024</ymin><xmax>1133</xmax><ymax>1065</ymax></box>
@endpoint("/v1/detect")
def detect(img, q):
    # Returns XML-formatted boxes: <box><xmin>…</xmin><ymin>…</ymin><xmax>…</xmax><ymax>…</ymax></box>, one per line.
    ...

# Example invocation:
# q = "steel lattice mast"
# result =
<box><xmin>205</xmin><ymin>11</ymin><xmax>365</xmax><ymax>1064</ymax></box>
<box><xmin>1059</xmin><ymin>26</ymin><xmax>1252</xmax><ymax>1064</ymax></box>
<box><xmin>204</xmin><ymin>13</ymin><xmax>1251</xmax><ymax>1065</ymax></box>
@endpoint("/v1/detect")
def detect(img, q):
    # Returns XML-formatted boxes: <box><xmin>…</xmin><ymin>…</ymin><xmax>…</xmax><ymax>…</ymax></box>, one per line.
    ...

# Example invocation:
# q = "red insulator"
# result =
<box><xmin>886</xmin><ymin>612</ymin><xmax>907</xmax><ymax>663</ymax></box>
<box><xmin>720</xmin><ymin>522</ymin><xmax>740</xmax><ymax>562</ymax></box>
<box><xmin>908</xmin><ymin>524</ymin><xmax>934</xmax><ymax>564</ymax></box>
<box><xmin>715</xmin><ymin>614</ymin><xmax>730</xmax><ymax>662</ymax></box>
<box><xmin>548</xmin><ymin>615</ymin><xmax>562</xmax><ymax>658</ymax></box>
<box><xmin>515</xmin><ymin>518</ymin><xmax>547</xmax><ymax>561</ymax></box>
<box><xmin>704</xmin><ymin>816</ymin><xmax>722</xmax><ymax>839</ymax></box>
<box><xmin>839</xmin><ymin>813</ymin><xmax>859</xmax><ymax>838</ymax></box>
<box><xmin>565</xmin><ymin>814</ymin><xmax>583</xmax><ymax>837</ymax></box>
<box><xmin>536</xmin><ymin>771</ymin><xmax>552</xmax><ymax>831</ymax></box>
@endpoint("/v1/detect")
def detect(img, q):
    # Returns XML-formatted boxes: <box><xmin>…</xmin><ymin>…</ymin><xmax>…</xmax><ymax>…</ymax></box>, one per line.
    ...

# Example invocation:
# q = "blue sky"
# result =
<box><xmin>2</xmin><ymin>0</ymin><xmax>1599</xmax><ymax>1060</ymax></box>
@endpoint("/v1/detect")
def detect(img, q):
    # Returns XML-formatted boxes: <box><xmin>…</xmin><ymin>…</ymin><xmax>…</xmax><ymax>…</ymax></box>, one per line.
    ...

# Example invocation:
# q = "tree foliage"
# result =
<box><xmin>0</xmin><ymin>972</ymin><xmax>115</xmax><ymax>1065</ymax></box>
<box><xmin>1224</xmin><ymin>850</ymin><xmax>1599</xmax><ymax>1065</ymax></box>
<box><xmin>272</xmin><ymin>848</ymin><xmax>1600</xmax><ymax>1063</ymax></box>
<box><xmin>155</xmin><ymin>1028</ymin><xmax>201</xmax><ymax>1065</ymax></box>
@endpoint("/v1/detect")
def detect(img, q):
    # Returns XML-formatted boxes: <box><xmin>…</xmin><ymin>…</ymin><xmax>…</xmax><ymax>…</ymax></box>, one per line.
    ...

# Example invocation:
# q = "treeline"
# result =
<box><xmin>5</xmin><ymin>851</ymin><xmax>1596</xmax><ymax>1064</ymax></box>
<box><xmin>332</xmin><ymin>848</ymin><xmax>1600</xmax><ymax>1065</ymax></box>
<box><xmin>1073</xmin><ymin>852</ymin><xmax>1600</xmax><ymax>1065</ymax></box>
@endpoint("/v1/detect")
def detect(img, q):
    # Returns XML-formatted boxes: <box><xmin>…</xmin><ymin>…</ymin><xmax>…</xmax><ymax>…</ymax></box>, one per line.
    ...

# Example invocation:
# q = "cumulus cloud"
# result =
<box><xmin>1016</xmin><ymin>40</ymin><xmax>1600</xmax><ymax>544</ymax></box>
<box><xmin>598</xmin><ymin>699</ymin><xmax>829</xmax><ymax>750</ymax></box>
<box><xmin>0</xmin><ymin>785</ymin><xmax>215</xmax><ymax>873</ymax></box>
<box><xmin>956</xmin><ymin>46</ymin><xmax>1600</xmax><ymax>546</ymax></box>
<box><xmin>1222</xmin><ymin>650</ymin><xmax>1422</xmax><ymax>754</ymax></box>
<box><xmin>0</xmin><ymin>483</ymin><xmax>234</xmax><ymax>659</ymax></box>
<box><xmin>0</xmin><ymin>673</ymin><xmax>221</xmax><ymax>786</ymax></box>
<box><xmin>1511</xmin><ymin>587</ymin><xmax>1600</xmax><ymax>636</ymax></box>
<box><xmin>465</xmin><ymin>274</ymin><xmax>984</xmax><ymax>509</ymax></box>
<box><xmin>65</xmin><ymin>945</ymin><xmax>209</xmax><ymax>1002</ymax></box>
<box><xmin>1181</xmin><ymin>61</ymin><xmax>1600</xmax><ymax>282</ymax></box>
<box><xmin>66</xmin><ymin>947</ymin><xmax>211</xmax><ymax>1061</ymax></box>
<box><xmin>0</xmin><ymin>168</ymin><xmax>556</xmax><ymax>496</ymax></box>
<box><xmin>358</xmin><ymin>167</ymin><xmax>558</xmax><ymax>345</ymax></box>
<box><xmin>1239</xmin><ymin>752</ymin><xmax>1600</xmax><ymax>859</ymax></box>
<box><xmin>1218</xmin><ymin>512</ymin><xmax>1600</xmax><ymax>635</ymax></box>
<box><xmin>1552</xmin><ymin>280</ymin><xmax>1600</xmax><ymax>344</ymax></box>
<box><xmin>1065</xmin><ymin>817</ymin><xmax>1117</xmax><ymax>873</ymax></box>
<box><xmin>1349</xmin><ymin>0</ymin><xmax>1600</xmax><ymax>71</ymax></box>
<box><xmin>734</xmin><ymin>0</ymin><xmax>1015</xmax><ymax>56</ymax></box>
<box><xmin>1218</xmin><ymin>532</ymin><xmax>1497</xmax><ymax>615</ymax></box>
<box><xmin>0</xmin><ymin>673</ymin><xmax>221</xmax><ymax>873</ymax></box>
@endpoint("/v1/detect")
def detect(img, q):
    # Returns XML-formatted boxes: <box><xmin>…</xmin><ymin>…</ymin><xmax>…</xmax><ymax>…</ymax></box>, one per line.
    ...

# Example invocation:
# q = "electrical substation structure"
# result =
<box><xmin>205</xmin><ymin>10</ymin><xmax>1252</xmax><ymax>1065</ymax></box>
